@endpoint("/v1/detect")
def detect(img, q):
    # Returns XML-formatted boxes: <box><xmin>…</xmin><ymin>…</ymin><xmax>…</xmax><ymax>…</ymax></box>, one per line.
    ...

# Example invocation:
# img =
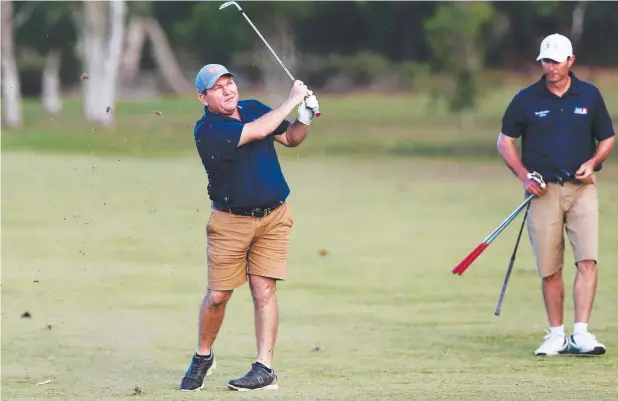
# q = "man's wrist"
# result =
<box><xmin>517</xmin><ymin>169</ymin><xmax>529</xmax><ymax>182</ymax></box>
<box><xmin>586</xmin><ymin>158</ymin><xmax>599</xmax><ymax>169</ymax></box>
<box><xmin>280</xmin><ymin>98</ymin><xmax>297</xmax><ymax>115</ymax></box>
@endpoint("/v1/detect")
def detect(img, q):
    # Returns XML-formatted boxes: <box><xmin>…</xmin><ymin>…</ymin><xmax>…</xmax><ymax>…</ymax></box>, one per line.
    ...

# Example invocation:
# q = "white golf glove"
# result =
<box><xmin>297</xmin><ymin>92</ymin><xmax>319</xmax><ymax>126</ymax></box>
<box><xmin>527</xmin><ymin>171</ymin><xmax>547</xmax><ymax>188</ymax></box>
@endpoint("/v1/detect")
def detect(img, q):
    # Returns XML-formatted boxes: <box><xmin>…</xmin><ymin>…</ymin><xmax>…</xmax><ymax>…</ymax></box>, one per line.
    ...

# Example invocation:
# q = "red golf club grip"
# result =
<box><xmin>452</xmin><ymin>242</ymin><xmax>489</xmax><ymax>275</ymax></box>
<box><xmin>452</xmin><ymin>243</ymin><xmax>485</xmax><ymax>274</ymax></box>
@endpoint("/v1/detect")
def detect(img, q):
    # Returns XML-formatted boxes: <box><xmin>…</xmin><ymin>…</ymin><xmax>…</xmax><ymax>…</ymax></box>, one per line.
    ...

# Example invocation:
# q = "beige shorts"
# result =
<box><xmin>526</xmin><ymin>178</ymin><xmax>599</xmax><ymax>278</ymax></box>
<box><xmin>206</xmin><ymin>202</ymin><xmax>294</xmax><ymax>291</ymax></box>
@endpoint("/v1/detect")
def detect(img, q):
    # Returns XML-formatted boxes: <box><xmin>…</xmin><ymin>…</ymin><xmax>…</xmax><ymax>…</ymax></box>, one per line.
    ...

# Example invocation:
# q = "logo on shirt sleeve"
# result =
<box><xmin>574</xmin><ymin>107</ymin><xmax>588</xmax><ymax>115</ymax></box>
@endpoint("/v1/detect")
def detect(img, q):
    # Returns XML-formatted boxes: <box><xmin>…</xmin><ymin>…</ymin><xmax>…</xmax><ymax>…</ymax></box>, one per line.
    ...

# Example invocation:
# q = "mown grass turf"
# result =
<box><xmin>2</xmin><ymin>151</ymin><xmax>617</xmax><ymax>400</ymax></box>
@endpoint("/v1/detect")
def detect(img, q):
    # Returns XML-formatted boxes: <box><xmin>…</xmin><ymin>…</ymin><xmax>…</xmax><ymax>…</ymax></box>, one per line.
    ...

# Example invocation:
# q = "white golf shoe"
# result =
<box><xmin>568</xmin><ymin>332</ymin><xmax>606</xmax><ymax>355</ymax></box>
<box><xmin>534</xmin><ymin>330</ymin><xmax>569</xmax><ymax>356</ymax></box>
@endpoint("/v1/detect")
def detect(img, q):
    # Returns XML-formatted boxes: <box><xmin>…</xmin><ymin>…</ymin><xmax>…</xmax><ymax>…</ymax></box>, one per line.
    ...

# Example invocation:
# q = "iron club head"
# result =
<box><xmin>219</xmin><ymin>1</ymin><xmax>242</xmax><ymax>11</ymax></box>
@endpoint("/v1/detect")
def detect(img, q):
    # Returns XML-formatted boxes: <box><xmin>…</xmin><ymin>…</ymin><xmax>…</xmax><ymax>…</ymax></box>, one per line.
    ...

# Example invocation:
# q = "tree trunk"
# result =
<box><xmin>119</xmin><ymin>16</ymin><xmax>147</xmax><ymax>88</ymax></box>
<box><xmin>143</xmin><ymin>17</ymin><xmax>192</xmax><ymax>94</ymax></box>
<box><xmin>570</xmin><ymin>2</ymin><xmax>587</xmax><ymax>47</ymax></box>
<box><xmin>1</xmin><ymin>0</ymin><xmax>23</xmax><ymax>128</ymax></box>
<box><xmin>42</xmin><ymin>49</ymin><xmax>63</xmax><ymax>115</ymax></box>
<box><xmin>80</xmin><ymin>0</ymin><xmax>125</xmax><ymax>127</ymax></box>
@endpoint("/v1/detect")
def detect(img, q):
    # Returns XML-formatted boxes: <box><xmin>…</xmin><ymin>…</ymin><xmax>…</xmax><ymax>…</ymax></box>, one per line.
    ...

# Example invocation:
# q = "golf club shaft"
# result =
<box><xmin>493</xmin><ymin>202</ymin><xmax>530</xmax><ymax>315</ymax></box>
<box><xmin>238</xmin><ymin>11</ymin><xmax>295</xmax><ymax>81</ymax></box>
<box><xmin>452</xmin><ymin>194</ymin><xmax>534</xmax><ymax>275</ymax></box>
<box><xmin>484</xmin><ymin>194</ymin><xmax>534</xmax><ymax>244</ymax></box>
<box><xmin>222</xmin><ymin>2</ymin><xmax>321</xmax><ymax>117</ymax></box>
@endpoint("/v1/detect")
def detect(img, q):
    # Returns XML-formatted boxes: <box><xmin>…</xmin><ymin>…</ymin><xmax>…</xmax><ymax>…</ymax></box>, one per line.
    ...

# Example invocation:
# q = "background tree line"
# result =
<box><xmin>3</xmin><ymin>1</ymin><xmax>618</xmax><ymax>129</ymax></box>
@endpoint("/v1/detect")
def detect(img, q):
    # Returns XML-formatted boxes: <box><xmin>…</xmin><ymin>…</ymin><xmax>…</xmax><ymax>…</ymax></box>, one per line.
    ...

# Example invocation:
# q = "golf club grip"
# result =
<box><xmin>452</xmin><ymin>242</ymin><xmax>489</xmax><ymax>275</ymax></box>
<box><xmin>452</xmin><ymin>243</ymin><xmax>484</xmax><ymax>274</ymax></box>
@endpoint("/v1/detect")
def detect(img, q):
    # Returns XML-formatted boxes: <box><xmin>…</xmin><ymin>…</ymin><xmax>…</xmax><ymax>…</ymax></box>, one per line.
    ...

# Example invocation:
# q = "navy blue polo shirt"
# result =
<box><xmin>501</xmin><ymin>72</ymin><xmax>615</xmax><ymax>179</ymax></box>
<box><xmin>194</xmin><ymin>99</ymin><xmax>291</xmax><ymax>208</ymax></box>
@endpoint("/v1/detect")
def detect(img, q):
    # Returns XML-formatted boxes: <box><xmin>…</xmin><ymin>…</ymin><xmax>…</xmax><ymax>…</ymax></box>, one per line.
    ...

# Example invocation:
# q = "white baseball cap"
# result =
<box><xmin>536</xmin><ymin>33</ymin><xmax>573</xmax><ymax>63</ymax></box>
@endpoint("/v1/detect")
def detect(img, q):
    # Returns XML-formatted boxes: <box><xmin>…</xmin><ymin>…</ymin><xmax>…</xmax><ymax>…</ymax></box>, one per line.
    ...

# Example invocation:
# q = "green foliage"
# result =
<box><xmin>10</xmin><ymin>1</ymin><xmax>618</xmax><ymax>99</ymax></box>
<box><xmin>128</xmin><ymin>1</ymin><xmax>153</xmax><ymax>17</ymax></box>
<box><xmin>13</xmin><ymin>1</ymin><xmax>79</xmax><ymax>95</ymax></box>
<box><xmin>424</xmin><ymin>2</ymin><xmax>495</xmax><ymax>114</ymax></box>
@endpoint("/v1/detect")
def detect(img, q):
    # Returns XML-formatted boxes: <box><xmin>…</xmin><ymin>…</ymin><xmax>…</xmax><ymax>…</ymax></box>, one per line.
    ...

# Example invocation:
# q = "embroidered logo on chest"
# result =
<box><xmin>535</xmin><ymin>110</ymin><xmax>550</xmax><ymax>117</ymax></box>
<box><xmin>574</xmin><ymin>107</ymin><xmax>588</xmax><ymax>115</ymax></box>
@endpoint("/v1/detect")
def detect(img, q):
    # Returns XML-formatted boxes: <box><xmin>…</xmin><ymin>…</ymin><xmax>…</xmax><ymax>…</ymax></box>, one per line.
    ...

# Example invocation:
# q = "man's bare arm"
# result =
<box><xmin>497</xmin><ymin>133</ymin><xmax>528</xmax><ymax>181</ymax></box>
<box><xmin>589</xmin><ymin>136</ymin><xmax>615</xmax><ymax>168</ymax></box>
<box><xmin>274</xmin><ymin>120</ymin><xmax>309</xmax><ymax>147</ymax></box>
<box><xmin>237</xmin><ymin>99</ymin><xmax>299</xmax><ymax>147</ymax></box>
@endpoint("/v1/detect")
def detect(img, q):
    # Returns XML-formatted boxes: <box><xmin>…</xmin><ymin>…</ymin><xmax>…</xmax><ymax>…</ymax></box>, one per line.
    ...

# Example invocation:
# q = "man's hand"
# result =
<box><xmin>288</xmin><ymin>80</ymin><xmax>309</xmax><ymax>105</ymax></box>
<box><xmin>522</xmin><ymin>171</ymin><xmax>547</xmax><ymax>196</ymax></box>
<box><xmin>575</xmin><ymin>160</ymin><xmax>596</xmax><ymax>183</ymax></box>
<box><xmin>296</xmin><ymin>92</ymin><xmax>319</xmax><ymax>126</ymax></box>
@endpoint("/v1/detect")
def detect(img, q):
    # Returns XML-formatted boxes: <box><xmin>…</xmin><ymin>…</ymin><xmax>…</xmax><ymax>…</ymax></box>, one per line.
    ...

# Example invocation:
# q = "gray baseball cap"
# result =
<box><xmin>195</xmin><ymin>64</ymin><xmax>236</xmax><ymax>93</ymax></box>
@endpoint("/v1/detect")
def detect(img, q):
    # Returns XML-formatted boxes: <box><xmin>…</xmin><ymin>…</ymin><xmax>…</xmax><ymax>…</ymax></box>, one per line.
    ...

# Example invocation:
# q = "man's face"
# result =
<box><xmin>197</xmin><ymin>75</ymin><xmax>239</xmax><ymax>115</ymax></box>
<box><xmin>541</xmin><ymin>56</ymin><xmax>575</xmax><ymax>84</ymax></box>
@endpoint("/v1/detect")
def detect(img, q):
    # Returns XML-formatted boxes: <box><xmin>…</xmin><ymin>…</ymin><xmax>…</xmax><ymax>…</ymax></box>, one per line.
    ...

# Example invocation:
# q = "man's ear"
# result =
<box><xmin>197</xmin><ymin>94</ymin><xmax>208</xmax><ymax>106</ymax></box>
<box><xmin>567</xmin><ymin>55</ymin><xmax>576</xmax><ymax>67</ymax></box>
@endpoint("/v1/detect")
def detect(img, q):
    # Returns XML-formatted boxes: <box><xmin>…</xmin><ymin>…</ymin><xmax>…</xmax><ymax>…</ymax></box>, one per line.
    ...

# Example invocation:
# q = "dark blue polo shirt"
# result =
<box><xmin>501</xmin><ymin>72</ymin><xmax>615</xmax><ymax>180</ymax></box>
<box><xmin>194</xmin><ymin>99</ymin><xmax>291</xmax><ymax>208</ymax></box>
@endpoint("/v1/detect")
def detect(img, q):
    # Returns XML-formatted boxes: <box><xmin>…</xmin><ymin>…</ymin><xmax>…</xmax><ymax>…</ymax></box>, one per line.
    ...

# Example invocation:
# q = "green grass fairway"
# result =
<box><xmin>2</xmin><ymin>152</ymin><xmax>618</xmax><ymax>400</ymax></box>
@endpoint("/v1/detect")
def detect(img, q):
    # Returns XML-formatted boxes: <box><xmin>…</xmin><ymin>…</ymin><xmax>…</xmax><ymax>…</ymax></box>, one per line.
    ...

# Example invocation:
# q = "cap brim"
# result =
<box><xmin>206</xmin><ymin>72</ymin><xmax>236</xmax><ymax>89</ymax></box>
<box><xmin>536</xmin><ymin>51</ymin><xmax>568</xmax><ymax>63</ymax></box>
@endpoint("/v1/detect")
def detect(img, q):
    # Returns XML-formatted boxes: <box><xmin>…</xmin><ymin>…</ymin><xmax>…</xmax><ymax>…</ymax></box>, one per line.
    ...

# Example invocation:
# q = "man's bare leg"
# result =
<box><xmin>197</xmin><ymin>289</ymin><xmax>233</xmax><ymax>356</ymax></box>
<box><xmin>180</xmin><ymin>288</ymin><xmax>233</xmax><ymax>391</ymax></box>
<box><xmin>248</xmin><ymin>275</ymin><xmax>278</xmax><ymax>368</ymax></box>
<box><xmin>573</xmin><ymin>260</ymin><xmax>597</xmax><ymax>326</ymax></box>
<box><xmin>542</xmin><ymin>269</ymin><xmax>564</xmax><ymax>327</ymax></box>
<box><xmin>569</xmin><ymin>259</ymin><xmax>605</xmax><ymax>354</ymax></box>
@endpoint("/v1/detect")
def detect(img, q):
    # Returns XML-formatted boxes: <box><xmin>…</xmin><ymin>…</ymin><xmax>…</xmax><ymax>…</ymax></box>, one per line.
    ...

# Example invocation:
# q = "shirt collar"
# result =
<box><xmin>536</xmin><ymin>71</ymin><xmax>583</xmax><ymax>97</ymax></box>
<box><xmin>203</xmin><ymin>104</ymin><xmax>244</xmax><ymax>122</ymax></box>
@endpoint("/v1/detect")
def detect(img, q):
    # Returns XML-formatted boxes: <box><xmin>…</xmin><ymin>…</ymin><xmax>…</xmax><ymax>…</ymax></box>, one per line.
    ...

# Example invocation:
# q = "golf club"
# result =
<box><xmin>493</xmin><ymin>201</ymin><xmax>530</xmax><ymax>316</ymax></box>
<box><xmin>219</xmin><ymin>1</ymin><xmax>321</xmax><ymax>117</ymax></box>
<box><xmin>451</xmin><ymin>193</ymin><xmax>534</xmax><ymax>276</ymax></box>
<box><xmin>452</xmin><ymin>172</ymin><xmax>546</xmax><ymax>276</ymax></box>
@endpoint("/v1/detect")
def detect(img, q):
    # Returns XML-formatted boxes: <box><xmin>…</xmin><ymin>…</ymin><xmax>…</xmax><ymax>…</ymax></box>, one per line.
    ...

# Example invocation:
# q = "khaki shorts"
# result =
<box><xmin>206</xmin><ymin>202</ymin><xmax>294</xmax><ymax>291</ymax></box>
<box><xmin>526</xmin><ymin>178</ymin><xmax>599</xmax><ymax>278</ymax></box>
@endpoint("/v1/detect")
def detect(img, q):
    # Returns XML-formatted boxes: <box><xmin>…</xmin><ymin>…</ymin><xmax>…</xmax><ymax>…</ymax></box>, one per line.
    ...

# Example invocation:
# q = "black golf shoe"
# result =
<box><xmin>227</xmin><ymin>362</ymin><xmax>279</xmax><ymax>391</ymax></box>
<box><xmin>179</xmin><ymin>351</ymin><xmax>216</xmax><ymax>391</ymax></box>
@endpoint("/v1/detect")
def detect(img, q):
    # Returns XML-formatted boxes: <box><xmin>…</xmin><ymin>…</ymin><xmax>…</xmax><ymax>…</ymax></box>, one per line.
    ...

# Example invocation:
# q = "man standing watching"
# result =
<box><xmin>497</xmin><ymin>34</ymin><xmax>615</xmax><ymax>357</ymax></box>
<box><xmin>180</xmin><ymin>64</ymin><xmax>319</xmax><ymax>391</ymax></box>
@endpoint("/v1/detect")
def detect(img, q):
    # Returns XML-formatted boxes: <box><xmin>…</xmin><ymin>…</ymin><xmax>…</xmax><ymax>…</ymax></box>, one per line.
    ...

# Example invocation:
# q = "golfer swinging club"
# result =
<box><xmin>179</xmin><ymin>64</ymin><xmax>319</xmax><ymax>391</ymax></box>
<box><xmin>497</xmin><ymin>34</ymin><xmax>615</xmax><ymax>356</ymax></box>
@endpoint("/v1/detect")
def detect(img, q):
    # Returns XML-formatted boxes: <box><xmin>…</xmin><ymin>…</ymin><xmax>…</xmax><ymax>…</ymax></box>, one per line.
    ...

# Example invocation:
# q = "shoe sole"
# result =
<box><xmin>534</xmin><ymin>343</ymin><xmax>569</xmax><ymax>357</ymax></box>
<box><xmin>227</xmin><ymin>383</ymin><xmax>279</xmax><ymax>392</ymax></box>
<box><xmin>567</xmin><ymin>346</ymin><xmax>606</xmax><ymax>356</ymax></box>
<box><xmin>535</xmin><ymin>347</ymin><xmax>606</xmax><ymax>357</ymax></box>
<box><xmin>179</xmin><ymin>359</ymin><xmax>217</xmax><ymax>392</ymax></box>
<box><xmin>534</xmin><ymin>349</ymin><xmax>568</xmax><ymax>357</ymax></box>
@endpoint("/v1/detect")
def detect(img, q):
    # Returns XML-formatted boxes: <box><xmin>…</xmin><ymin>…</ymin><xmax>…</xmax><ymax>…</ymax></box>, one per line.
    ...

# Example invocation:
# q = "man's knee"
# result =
<box><xmin>576</xmin><ymin>259</ymin><xmax>597</xmax><ymax>273</ymax></box>
<box><xmin>542</xmin><ymin>268</ymin><xmax>563</xmax><ymax>282</ymax></box>
<box><xmin>249</xmin><ymin>276</ymin><xmax>277</xmax><ymax>306</ymax></box>
<box><xmin>204</xmin><ymin>288</ymin><xmax>233</xmax><ymax>308</ymax></box>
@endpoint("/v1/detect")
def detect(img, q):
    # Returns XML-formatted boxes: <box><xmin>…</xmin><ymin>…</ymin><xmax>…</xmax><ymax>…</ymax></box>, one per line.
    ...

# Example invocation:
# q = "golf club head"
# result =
<box><xmin>219</xmin><ymin>1</ymin><xmax>242</xmax><ymax>11</ymax></box>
